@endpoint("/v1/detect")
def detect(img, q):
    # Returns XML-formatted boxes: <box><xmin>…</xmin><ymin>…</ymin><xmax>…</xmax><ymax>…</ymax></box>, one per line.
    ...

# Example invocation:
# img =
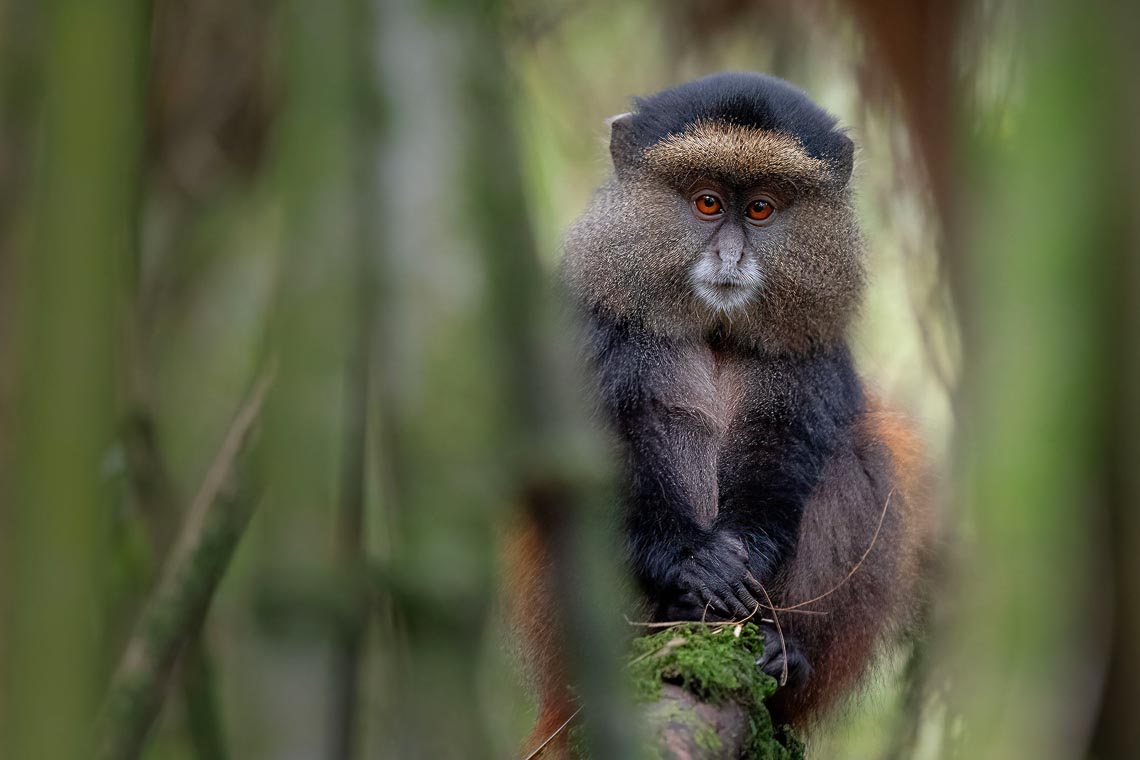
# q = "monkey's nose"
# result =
<box><xmin>718</xmin><ymin>246</ymin><xmax>744</xmax><ymax>266</ymax></box>
<box><xmin>716</xmin><ymin>225</ymin><xmax>745</xmax><ymax>265</ymax></box>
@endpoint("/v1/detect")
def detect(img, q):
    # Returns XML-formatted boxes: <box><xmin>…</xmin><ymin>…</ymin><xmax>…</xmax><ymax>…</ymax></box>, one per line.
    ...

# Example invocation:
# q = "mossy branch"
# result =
<box><xmin>633</xmin><ymin>623</ymin><xmax>803</xmax><ymax>760</ymax></box>
<box><xmin>566</xmin><ymin>623</ymin><xmax>804</xmax><ymax>760</ymax></box>
<box><xmin>98</xmin><ymin>372</ymin><xmax>273</xmax><ymax>760</ymax></box>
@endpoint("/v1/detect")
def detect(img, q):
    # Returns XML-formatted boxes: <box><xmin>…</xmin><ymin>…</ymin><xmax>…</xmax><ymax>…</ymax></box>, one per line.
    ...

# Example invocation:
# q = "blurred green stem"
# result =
<box><xmin>1</xmin><ymin>0</ymin><xmax>149</xmax><ymax>757</ymax></box>
<box><xmin>123</xmin><ymin>411</ymin><xmax>232</xmax><ymax>759</ymax></box>
<box><xmin>1089</xmin><ymin>1</ymin><xmax>1140</xmax><ymax>755</ymax></box>
<box><xmin>181</xmin><ymin>635</ymin><xmax>230</xmax><ymax>760</ymax></box>
<box><xmin>98</xmin><ymin>372</ymin><xmax>272</xmax><ymax>759</ymax></box>
<box><xmin>947</xmin><ymin>2</ymin><xmax>1127</xmax><ymax>757</ymax></box>
<box><xmin>327</xmin><ymin>1</ymin><xmax>377</xmax><ymax>752</ymax></box>
<box><xmin>462</xmin><ymin>3</ymin><xmax>636</xmax><ymax>757</ymax></box>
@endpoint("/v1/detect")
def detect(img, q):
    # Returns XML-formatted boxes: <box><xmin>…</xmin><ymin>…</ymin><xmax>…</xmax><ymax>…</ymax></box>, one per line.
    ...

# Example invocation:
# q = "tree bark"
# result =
<box><xmin>643</xmin><ymin>685</ymin><xmax>750</xmax><ymax>760</ymax></box>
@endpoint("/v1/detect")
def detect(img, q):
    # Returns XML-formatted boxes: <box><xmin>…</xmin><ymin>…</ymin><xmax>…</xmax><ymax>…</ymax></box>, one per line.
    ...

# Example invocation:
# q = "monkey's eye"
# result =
<box><xmin>745</xmin><ymin>198</ymin><xmax>775</xmax><ymax>224</ymax></box>
<box><xmin>692</xmin><ymin>193</ymin><xmax>724</xmax><ymax>219</ymax></box>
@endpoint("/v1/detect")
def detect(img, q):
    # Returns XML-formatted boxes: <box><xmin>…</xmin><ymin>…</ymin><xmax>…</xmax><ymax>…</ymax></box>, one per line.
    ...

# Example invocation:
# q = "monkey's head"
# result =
<box><xmin>563</xmin><ymin>72</ymin><xmax>863</xmax><ymax>353</ymax></box>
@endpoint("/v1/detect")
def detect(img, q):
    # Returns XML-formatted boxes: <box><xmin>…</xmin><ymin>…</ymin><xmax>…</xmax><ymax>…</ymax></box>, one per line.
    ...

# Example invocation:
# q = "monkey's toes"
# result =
<box><xmin>756</xmin><ymin>627</ymin><xmax>811</xmax><ymax>690</ymax></box>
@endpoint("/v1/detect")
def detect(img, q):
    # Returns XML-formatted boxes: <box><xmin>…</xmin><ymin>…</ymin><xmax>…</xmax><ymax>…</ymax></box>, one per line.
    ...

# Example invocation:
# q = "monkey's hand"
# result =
<box><xmin>657</xmin><ymin>530</ymin><xmax>767</xmax><ymax>622</ymax></box>
<box><xmin>756</xmin><ymin>623</ymin><xmax>812</xmax><ymax>691</ymax></box>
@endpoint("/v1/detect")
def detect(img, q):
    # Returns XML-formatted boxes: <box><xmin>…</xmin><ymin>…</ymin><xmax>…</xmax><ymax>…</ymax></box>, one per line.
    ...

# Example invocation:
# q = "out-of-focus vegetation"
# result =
<box><xmin>0</xmin><ymin>1</ymin><xmax>1137</xmax><ymax>759</ymax></box>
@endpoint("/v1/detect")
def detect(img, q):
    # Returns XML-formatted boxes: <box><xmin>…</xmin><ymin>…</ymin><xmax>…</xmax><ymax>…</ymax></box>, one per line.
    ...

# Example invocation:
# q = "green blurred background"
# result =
<box><xmin>1</xmin><ymin>1</ymin><xmax>1137</xmax><ymax>758</ymax></box>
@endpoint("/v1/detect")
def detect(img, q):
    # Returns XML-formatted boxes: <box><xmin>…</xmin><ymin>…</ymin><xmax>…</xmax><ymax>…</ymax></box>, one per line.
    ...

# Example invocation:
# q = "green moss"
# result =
<box><xmin>568</xmin><ymin>623</ymin><xmax>804</xmax><ymax>759</ymax></box>
<box><xmin>627</xmin><ymin>623</ymin><xmax>804</xmax><ymax>760</ymax></box>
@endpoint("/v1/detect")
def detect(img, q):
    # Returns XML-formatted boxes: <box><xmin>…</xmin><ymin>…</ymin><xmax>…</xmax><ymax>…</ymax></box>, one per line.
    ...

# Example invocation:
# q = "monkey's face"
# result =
<box><xmin>561</xmin><ymin>74</ymin><xmax>867</xmax><ymax>351</ymax></box>
<box><xmin>563</xmin><ymin>118</ymin><xmax>864</xmax><ymax>352</ymax></box>
<box><xmin>678</xmin><ymin>181</ymin><xmax>779</xmax><ymax>315</ymax></box>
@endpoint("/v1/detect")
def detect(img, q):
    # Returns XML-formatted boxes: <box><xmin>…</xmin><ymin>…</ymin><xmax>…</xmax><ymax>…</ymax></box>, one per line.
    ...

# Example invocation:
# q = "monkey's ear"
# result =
<box><xmin>607</xmin><ymin>112</ymin><xmax>639</xmax><ymax>178</ymax></box>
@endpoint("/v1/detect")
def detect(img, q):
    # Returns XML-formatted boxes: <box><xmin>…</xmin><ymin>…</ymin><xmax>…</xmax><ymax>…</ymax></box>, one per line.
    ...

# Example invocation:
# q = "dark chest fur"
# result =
<box><xmin>672</xmin><ymin>343</ymin><xmax>864</xmax><ymax>526</ymax></box>
<box><xmin>592</xmin><ymin>314</ymin><xmax>865</xmax><ymax>543</ymax></box>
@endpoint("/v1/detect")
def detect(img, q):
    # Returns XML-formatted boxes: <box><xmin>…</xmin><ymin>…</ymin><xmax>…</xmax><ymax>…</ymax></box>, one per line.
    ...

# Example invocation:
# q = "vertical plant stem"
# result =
<box><xmin>460</xmin><ymin>3</ymin><xmax>636</xmax><ymax>756</ymax></box>
<box><xmin>261</xmin><ymin>0</ymin><xmax>360</xmax><ymax>755</ymax></box>
<box><xmin>1088</xmin><ymin>1</ymin><xmax>1140</xmax><ymax>755</ymax></box>
<box><xmin>327</xmin><ymin>5</ymin><xmax>378</xmax><ymax>755</ymax></box>
<box><xmin>948</xmin><ymin>3</ymin><xmax>1123</xmax><ymax>757</ymax></box>
<box><xmin>370</xmin><ymin>2</ymin><xmax>502</xmax><ymax>756</ymax></box>
<box><xmin>1</xmin><ymin>1</ymin><xmax>149</xmax><ymax>757</ymax></box>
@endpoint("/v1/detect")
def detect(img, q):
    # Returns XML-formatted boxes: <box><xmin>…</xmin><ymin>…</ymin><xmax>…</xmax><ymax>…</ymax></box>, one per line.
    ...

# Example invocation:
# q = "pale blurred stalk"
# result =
<box><xmin>255</xmin><ymin>0</ymin><xmax>362</xmax><ymax>756</ymax></box>
<box><xmin>370</xmin><ymin>0</ymin><xmax>636</xmax><ymax>755</ymax></box>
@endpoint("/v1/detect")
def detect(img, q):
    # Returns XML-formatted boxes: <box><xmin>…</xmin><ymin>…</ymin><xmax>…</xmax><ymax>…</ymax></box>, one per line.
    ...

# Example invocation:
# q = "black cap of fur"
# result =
<box><xmin>625</xmin><ymin>72</ymin><xmax>853</xmax><ymax>178</ymax></box>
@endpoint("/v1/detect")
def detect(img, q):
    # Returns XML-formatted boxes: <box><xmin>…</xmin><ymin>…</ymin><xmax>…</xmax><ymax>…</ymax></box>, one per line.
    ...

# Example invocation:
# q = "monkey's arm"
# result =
<box><xmin>712</xmin><ymin>432</ymin><xmax>813</xmax><ymax>596</ymax></box>
<box><xmin>590</xmin><ymin>315</ymin><xmax>764</xmax><ymax>619</ymax></box>
<box><xmin>711</xmin><ymin>349</ymin><xmax>867</xmax><ymax>612</ymax></box>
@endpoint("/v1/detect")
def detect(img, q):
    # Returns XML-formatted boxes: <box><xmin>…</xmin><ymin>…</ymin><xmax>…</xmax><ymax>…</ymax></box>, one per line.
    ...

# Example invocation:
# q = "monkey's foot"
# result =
<box><xmin>756</xmin><ymin>624</ymin><xmax>811</xmax><ymax>691</ymax></box>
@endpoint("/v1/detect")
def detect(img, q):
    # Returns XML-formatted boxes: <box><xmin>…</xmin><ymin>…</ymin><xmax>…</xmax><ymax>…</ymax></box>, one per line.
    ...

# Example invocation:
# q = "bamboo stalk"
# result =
<box><xmin>1</xmin><ymin>1</ymin><xmax>149</xmax><ymax>757</ymax></box>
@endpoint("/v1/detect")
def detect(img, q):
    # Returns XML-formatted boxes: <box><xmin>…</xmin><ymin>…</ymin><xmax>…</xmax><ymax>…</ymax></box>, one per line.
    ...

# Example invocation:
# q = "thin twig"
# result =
<box><xmin>178</xmin><ymin>371</ymin><xmax>275</xmax><ymax>557</ymax></box>
<box><xmin>523</xmin><ymin>706</ymin><xmax>583</xmax><ymax>760</ymax></box>
<box><xmin>755</xmin><ymin>585</ymin><xmax>788</xmax><ymax>686</ymax></box>
<box><xmin>731</xmin><ymin>599</ymin><xmax>762</xmax><ymax>626</ymax></box>
<box><xmin>526</xmin><ymin>629</ymin><xmax>700</xmax><ymax>760</ymax></box>
<box><xmin>775</xmin><ymin>488</ymin><xmax>894</xmax><ymax>612</ymax></box>
<box><xmin>622</xmin><ymin>489</ymin><xmax>893</xmax><ymax>702</ymax></box>
<box><xmin>627</xmin><ymin>636</ymin><xmax>688</xmax><ymax>668</ymax></box>
<box><xmin>624</xmin><ymin>605</ymin><xmax>824</xmax><ymax>629</ymax></box>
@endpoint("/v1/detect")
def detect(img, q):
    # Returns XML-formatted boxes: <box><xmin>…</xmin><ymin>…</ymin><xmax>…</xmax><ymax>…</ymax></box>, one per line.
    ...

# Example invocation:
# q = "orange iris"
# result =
<box><xmin>695</xmin><ymin>194</ymin><xmax>722</xmax><ymax>215</ymax></box>
<box><xmin>746</xmin><ymin>199</ymin><xmax>773</xmax><ymax>222</ymax></box>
